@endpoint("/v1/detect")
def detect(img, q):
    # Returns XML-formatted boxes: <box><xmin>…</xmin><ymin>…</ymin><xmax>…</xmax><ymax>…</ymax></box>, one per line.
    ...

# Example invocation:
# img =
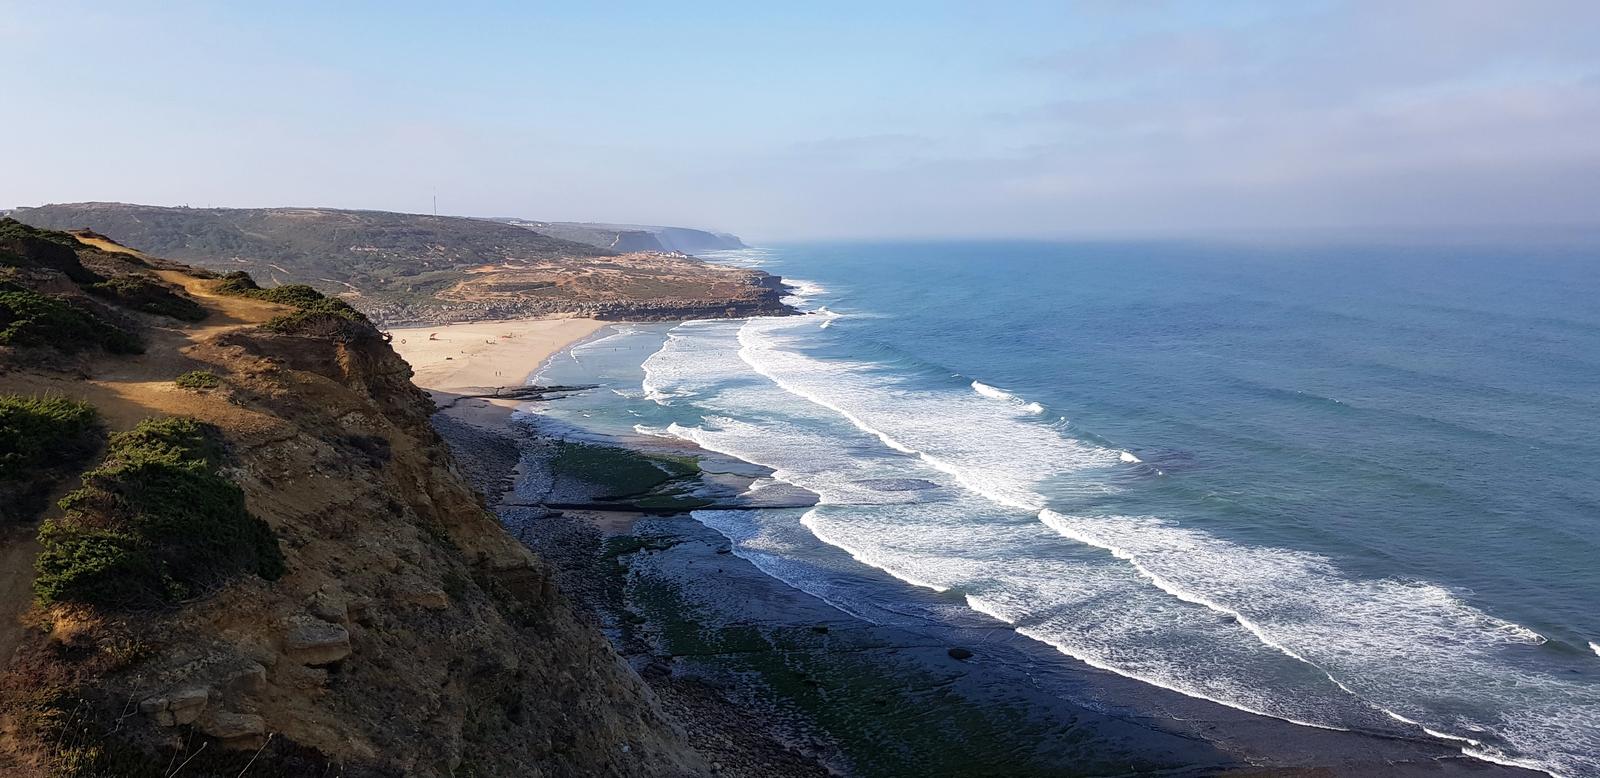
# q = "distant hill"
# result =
<box><xmin>10</xmin><ymin>202</ymin><xmax>614</xmax><ymax>290</ymax></box>
<box><xmin>10</xmin><ymin>203</ymin><xmax>788</xmax><ymax>325</ymax></box>
<box><xmin>498</xmin><ymin>219</ymin><xmax>746</xmax><ymax>253</ymax></box>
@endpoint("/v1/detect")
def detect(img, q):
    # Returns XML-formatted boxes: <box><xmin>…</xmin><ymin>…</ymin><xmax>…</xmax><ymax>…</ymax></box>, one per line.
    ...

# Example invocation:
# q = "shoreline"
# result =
<box><xmin>411</xmin><ymin>320</ymin><xmax>1543</xmax><ymax>777</ymax></box>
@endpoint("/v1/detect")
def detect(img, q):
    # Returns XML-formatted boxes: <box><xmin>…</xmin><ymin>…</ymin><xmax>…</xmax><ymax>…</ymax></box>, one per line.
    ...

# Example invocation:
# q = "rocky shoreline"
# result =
<box><xmin>428</xmin><ymin>386</ymin><xmax>1541</xmax><ymax>777</ymax></box>
<box><xmin>362</xmin><ymin>281</ymin><xmax>798</xmax><ymax>327</ymax></box>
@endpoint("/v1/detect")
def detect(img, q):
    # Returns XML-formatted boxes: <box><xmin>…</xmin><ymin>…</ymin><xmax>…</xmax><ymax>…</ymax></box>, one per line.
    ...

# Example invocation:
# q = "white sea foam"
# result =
<box><xmin>1119</xmin><ymin>451</ymin><xmax>1142</xmax><ymax>463</ymax></box>
<box><xmin>971</xmin><ymin>380</ymin><xmax>1046</xmax><ymax>414</ymax></box>
<box><xmin>630</xmin><ymin>311</ymin><xmax>1600</xmax><ymax>778</ymax></box>
<box><xmin>780</xmin><ymin>278</ymin><xmax>827</xmax><ymax>306</ymax></box>
<box><xmin>694</xmin><ymin>247</ymin><xmax>776</xmax><ymax>268</ymax></box>
<box><xmin>1591</xmin><ymin>641</ymin><xmax>1600</xmax><ymax>658</ymax></box>
<box><xmin>640</xmin><ymin>322</ymin><xmax>748</xmax><ymax>403</ymax></box>
<box><xmin>737</xmin><ymin>317</ymin><xmax>1118</xmax><ymax>510</ymax></box>
<box><xmin>1038</xmin><ymin>511</ymin><xmax>1596</xmax><ymax>777</ymax></box>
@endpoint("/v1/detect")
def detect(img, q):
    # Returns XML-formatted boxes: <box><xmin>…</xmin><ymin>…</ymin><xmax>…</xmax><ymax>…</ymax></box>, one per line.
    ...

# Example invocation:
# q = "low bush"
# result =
<box><xmin>34</xmin><ymin>417</ymin><xmax>284</xmax><ymax>608</ymax></box>
<box><xmin>212</xmin><ymin>270</ymin><xmax>261</xmax><ymax>296</ymax></box>
<box><xmin>85</xmin><ymin>276</ymin><xmax>206</xmax><ymax>322</ymax></box>
<box><xmin>0</xmin><ymin>395</ymin><xmax>102</xmax><ymax>523</ymax></box>
<box><xmin>215</xmin><ymin>271</ymin><xmax>376</xmax><ymax>341</ymax></box>
<box><xmin>0</xmin><ymin>217</ymin><xmax>82</xmax><ymax>249</ymax></box>
<box><xmin>260</xmin><ymin>297</ymin><xmax>372</xmax><ymax>337</ymax></box>
<box><xmin>173</xmin><ymin>370</ymin><xmax>222</xmax><ymax>390</ymax></box>
<box><xmin>251</xmin><ymin>283</ymin><xmax>326</xmax><ymax>307</ymax></box>
<box><xmin>0</xmin><ymin>283</ymin><xmax>143</xmax><ymax>354</ymax></box>
<box><xmin>0</xmin><ymin>219</ymin><xmax>100</xmax><ymax>284</ymax></box>
<box><xmin>214</xmin><ymin>272</ymin><xmax>324</xmax><ymax>306</ymax></box>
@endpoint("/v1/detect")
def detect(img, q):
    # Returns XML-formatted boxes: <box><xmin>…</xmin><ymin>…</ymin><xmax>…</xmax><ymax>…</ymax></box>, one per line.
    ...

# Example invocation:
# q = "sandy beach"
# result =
<box><xmin>387</xmin><ymin>317</ymin><xmax>605</xmax><ymax>428</ymax></box>
<box><xmin>387</xmin><ymin>317</ymin><xmax>604</xmax><ymax>392</ymax></box>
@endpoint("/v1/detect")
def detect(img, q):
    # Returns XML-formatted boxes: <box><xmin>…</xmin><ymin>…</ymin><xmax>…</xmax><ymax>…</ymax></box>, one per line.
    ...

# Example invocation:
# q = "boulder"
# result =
<box><xmin>283</xmin><ymin>622</ymin><xmax>351</xmax><ymax>665</ymax></box>
<box><xmin>140</xmin><ymin>685</ymin><xmax>211</xmax><ymax>727</ymax></box>
<box><xmin>225</xmin><ymin>662</ymin><xmax>268</xmax><ymax>696</ymax></box>
<box><xmin>307</xmin><ymin>591</ymin><xmax>349</xmax><ymax>624</ymax></box>
<box><xmin>199</xmin><ymin>711</ymin><xmax>267</xmax><ymax>740</ymax></box>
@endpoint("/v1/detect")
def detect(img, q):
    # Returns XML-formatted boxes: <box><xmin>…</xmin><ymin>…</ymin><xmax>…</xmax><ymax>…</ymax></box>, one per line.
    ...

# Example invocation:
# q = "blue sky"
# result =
<box><xmin>3</xmin><ymin>1</ymin><xmax>1598</xmax><ymax>239</ymax></box>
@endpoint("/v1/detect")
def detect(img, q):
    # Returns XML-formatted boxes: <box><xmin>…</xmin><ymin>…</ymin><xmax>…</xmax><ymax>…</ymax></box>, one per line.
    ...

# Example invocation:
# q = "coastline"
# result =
<box><xmin>397</xmin><ymin>318</ymin><xmax>1544</xmax><ymax>777</ymax></box>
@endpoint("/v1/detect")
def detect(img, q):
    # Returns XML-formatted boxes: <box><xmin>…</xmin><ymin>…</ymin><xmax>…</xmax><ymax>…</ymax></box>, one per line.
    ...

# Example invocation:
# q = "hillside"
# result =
<box><xmin>499</xmin><ymin>220</ymin><xmax>746</xmax><ymax>253</ymax></box>
<box><xmin>12</xmin><ymin>204</ymin><xmax>789</xmax><ymax>325</ymax></box>
<box><xmin>0</xmin><ymin>220</ymin><xmax>704</xmax><ymax>776</ymax></box>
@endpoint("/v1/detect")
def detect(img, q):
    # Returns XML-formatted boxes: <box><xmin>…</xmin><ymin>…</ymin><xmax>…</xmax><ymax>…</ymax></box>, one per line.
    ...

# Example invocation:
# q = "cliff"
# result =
<box><xmin>0</xmin><ymin>222</ymin><xmax>704</xmax><ymax>776</ymax></box>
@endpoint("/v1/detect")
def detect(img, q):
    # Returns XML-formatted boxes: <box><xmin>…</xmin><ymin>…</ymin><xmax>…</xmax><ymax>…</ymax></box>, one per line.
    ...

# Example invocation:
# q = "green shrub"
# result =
<box><xmin>0</xmin><ymin>217</ymin><xmax>81</xmax><ymax>249</ymax></box>
<box><xmin>251</xmin><ymin>283</ymin><xmax>326</xmax><ymax>306</ymax></box>
<box><xmin>0</xmin><ymin>219</ymin><xmax>101</xmax><ymax>285</ymax></box>
<box><xmin>214</xmin><ymin>272</ymin><xmax>325</xmax><ymax>306</ymax></box>
<box><xmin>35</xmin><ymin>417</ymin><xmax>284</xmax><ymax>608</ymax></box>
<box><xmin>212</xmin><ymin>270</ymin><xmax>261</xmax><ymax>296</ymax></box>
<box><xmin>0</xmin><ymin>395</ymin><xmax>102</xmax><ymax>523</ymax></box>
<box><xmin>0</xmin><ymin>283</ymin><xmax>143</xmax><ymax>354</ymax></box>
<box><xmin>173</xmin><ymin>370</ymin><xmax>221</xmax><ymax>390</ymax></box>
<box><xmin>215</xmin><ymin>271</ymin><xmax>375</xmax><ymax>339</ymax></box>
<box><xmin>85</xmin><ymin>276</ymin><xmax>206</xmax><ymax>322</ymax></box>
<box><xmin>0</xmin><ymin>395</ymin><xmax>100</xmax><ymax>482</ymax></box>
<box><xmin>97</xmin><ymin>416</ymin><xmax>230</xmax><ymax>470</ymax></box>
<box><xmin>260</xmin><ymin>297</ymin><xmax>373</xmax><ymax>339</ymax></box>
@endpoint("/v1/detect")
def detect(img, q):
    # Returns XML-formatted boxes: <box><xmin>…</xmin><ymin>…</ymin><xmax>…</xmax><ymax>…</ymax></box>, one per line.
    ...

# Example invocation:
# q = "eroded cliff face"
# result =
<box><xmin>0</xmin><ymin>233</ymin><xmax>703</xmax><ymax>776</ymax></box>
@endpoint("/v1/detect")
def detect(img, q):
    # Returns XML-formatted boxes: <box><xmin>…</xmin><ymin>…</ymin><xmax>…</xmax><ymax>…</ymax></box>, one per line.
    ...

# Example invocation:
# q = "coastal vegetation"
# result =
<box><xmin>0</xmin><ymin>282</ymin><xmax>143</xmax><ymax>354</ymax></box>
<box><xmin>0</xmin><ymin>395</ymin><xmax>102</xmax><ymax>523</ymax></box>
<box><xmin>0</xmin><ymin>217</ymin><xmax>82</xmax><ymax>250</ymax></box>
<box><xmin>34</xmin><ymin>417</ymin><xmax>284</xmax><ymax>608</ymax></box>
<box><xmin>172</xmin><ymin>369</ymin><xmax>221</xmax><ymax>390</ymax></box>
<box><xmin>13</xmin><ymin>202</ymin><xmax>611</xmax><ymax>293</ymax></box>
<box><xmin>85</xmin><ymin>275</ymin><xmax>206</xmax><ymax>321</ymax></box>
<box><xmin>214</xmin><ymin>271</ymin><xmax>376</xmax><ymax>340</ymax></box>
<box><xmin>0</xmin><ymin>217</ymin><xmax>218</xmax><ymax>362</ymax></box>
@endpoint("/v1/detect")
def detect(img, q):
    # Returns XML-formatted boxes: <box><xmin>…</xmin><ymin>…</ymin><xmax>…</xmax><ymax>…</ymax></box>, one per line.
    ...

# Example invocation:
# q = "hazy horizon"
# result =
<box><xmin>4</xmin><ymin>1</ymin><xmax>1599</xmax><ymax>242</ymax></box>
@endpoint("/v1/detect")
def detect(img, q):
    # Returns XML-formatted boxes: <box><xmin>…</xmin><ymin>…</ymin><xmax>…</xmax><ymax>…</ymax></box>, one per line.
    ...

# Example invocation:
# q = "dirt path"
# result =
<box><xmin>0</xmin><ymin>267</ymin><xmax>283</xmax><ymax>666</ymax></box>
<box><xmin>0</xmin><ymin>529</ymin><xmax>41</xmax><ymax>663</ymax></box>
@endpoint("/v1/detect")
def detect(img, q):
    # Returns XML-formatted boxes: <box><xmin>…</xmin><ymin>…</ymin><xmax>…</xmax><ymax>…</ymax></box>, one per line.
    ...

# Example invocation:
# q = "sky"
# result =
<box><xmin>2</xmin><ymin>0</ymin><xmax>1598</xmax><ymax>240</ymax></box>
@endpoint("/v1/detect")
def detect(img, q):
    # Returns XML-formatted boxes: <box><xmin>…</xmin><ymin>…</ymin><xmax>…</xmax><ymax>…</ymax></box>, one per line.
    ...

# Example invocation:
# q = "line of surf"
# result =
<box><xmin>635</xmin><ymin>262</ymin><xmax>1582</xmax><ymax>777</ymax></box>
<box><xmin>735</xmin><ymin>321</ymin><xmax>1047</xmax><ymax>513</ymax></box>
<box><xmin>725</xmin><ymin>318</ymin><xmax>1574</xmax><ymax>777</ymax></box>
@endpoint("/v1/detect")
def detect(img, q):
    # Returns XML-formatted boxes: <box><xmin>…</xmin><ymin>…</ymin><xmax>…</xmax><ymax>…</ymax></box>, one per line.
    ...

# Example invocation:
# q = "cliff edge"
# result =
<box><xmin>0</xmin><ymin>221</ymin><xmax>704</xmax><ymax>776</ymax></box>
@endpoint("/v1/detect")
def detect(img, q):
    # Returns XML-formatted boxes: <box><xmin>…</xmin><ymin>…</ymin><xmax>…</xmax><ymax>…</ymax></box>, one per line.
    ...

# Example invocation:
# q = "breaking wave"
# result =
<box><xmin>631</xmin><ymin>308</ymin><xmax>1599</xmax><ymax>777</ymax></box>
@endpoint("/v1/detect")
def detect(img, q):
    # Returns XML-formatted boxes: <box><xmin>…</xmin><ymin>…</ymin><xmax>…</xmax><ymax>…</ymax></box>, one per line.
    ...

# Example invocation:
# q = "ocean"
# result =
<box><xmin>530</xmin><ymin>240</ymin><xmax>1600</xmax><ymax>777</ymax></box>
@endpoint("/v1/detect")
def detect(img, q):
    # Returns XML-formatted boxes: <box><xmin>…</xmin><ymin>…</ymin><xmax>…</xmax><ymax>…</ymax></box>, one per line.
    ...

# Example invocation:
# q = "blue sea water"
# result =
<box><xmin>531</xmin><ymin>240</ymin><xmax>1600</xmax><ymax>776</ymax></box>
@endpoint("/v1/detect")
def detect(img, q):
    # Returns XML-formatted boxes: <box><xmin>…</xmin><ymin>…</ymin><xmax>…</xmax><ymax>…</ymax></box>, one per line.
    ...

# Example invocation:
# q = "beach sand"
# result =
<box><xmin>388</xmin><ymin>317</ymin><xmax>604</xmax><ymax>392</ymax></box>
<box><xmin>387</xmin><ymin>317</ymin><xmax>605</xmax><ymax>429</ymax></box>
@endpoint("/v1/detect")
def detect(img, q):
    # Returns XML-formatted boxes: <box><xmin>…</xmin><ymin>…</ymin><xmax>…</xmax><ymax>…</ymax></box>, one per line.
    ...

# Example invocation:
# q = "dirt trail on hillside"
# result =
<box><xmin>0</xmin><ymin>530</ymin><xmax>40</xmax><ymax>663</ymax></box>
<box><xmin>0</xmin><ymin>269</ymin><xmax>283</xmax><ymax>666</ymax></box>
